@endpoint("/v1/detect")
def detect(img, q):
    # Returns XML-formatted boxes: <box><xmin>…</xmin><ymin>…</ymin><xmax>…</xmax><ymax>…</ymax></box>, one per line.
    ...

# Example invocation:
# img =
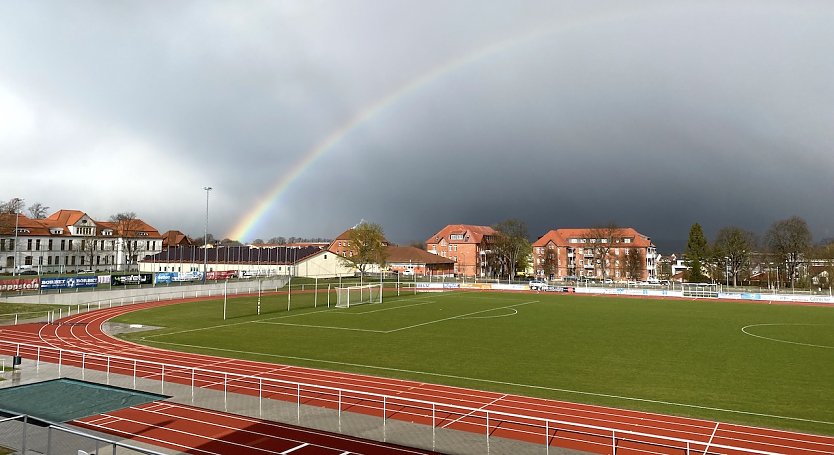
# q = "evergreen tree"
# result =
<box><xmin>685</xmin><ymin>223</ymin><xmax>709</xmax><ymax>282</ymax></box>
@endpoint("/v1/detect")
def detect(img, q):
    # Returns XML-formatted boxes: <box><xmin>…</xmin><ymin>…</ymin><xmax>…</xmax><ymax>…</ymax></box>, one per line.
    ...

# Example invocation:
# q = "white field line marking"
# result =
<box><xmin>741</xmin><ymin>324</ymin><xmax>834</xmax><ymax>349</ymax></box>
<box><xmin>441</xmin><ymin>394</ymin><xmax>508</xmax><ymax>429</ymax></box>
<box><xmin>703</xmin><ymin>422</ymin><xmax>720</xmax><ymax>455</ymax></box>
<box><xmin>139</xmin><ymin>294</ymin><xmax>438</xmax><ymax>340</ymax></box>
<box><xmin>143</xmin><ymin>338</ymin><xmax>834</xmax><ymax>427</ymax></box>
<box><xmin>347</xmin><ymin>300</ymin><xmax>436</xmax><ymax>314</ymax></box>
<box><xmin>254</xmin><ymin>321</ymin><xmax>386</xmax><ymax>333</ymax></box>
<box><xmin>385</xmin><ymin>301</ymin><xmax>538</xmax><ymax>333</ymax></box>
<box><xmin>458</xmin><ymin>308</ymin><xmax>518</xmax><ymax>319</ymax></box>
<box><xmin>254</xmin><ymin>300</ymin><xmax>533</xmax><ymax>334</ymax></box>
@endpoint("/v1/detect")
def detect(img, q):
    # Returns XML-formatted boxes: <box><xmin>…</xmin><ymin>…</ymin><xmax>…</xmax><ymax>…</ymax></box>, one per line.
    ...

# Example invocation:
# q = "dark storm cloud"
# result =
<box><xmin>1</xmin><ymin>1</ymin><xmax>832</xmax><ymax>251</ymax></box>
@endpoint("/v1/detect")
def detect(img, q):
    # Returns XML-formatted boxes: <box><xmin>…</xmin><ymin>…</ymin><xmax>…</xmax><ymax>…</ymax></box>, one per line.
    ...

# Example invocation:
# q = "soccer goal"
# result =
<box><xmin>681</xmin><ymin>282</ymin><xmax>719</xmax><ymax>298</ymax></box>
<box><xmin>335</xmin><ymin>283</ymin><xmax>383</xmax><ymax>308</ymax></box>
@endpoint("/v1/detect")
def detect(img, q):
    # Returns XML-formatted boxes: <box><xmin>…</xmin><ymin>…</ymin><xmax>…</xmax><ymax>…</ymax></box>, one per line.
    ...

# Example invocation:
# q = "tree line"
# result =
<box><xmin>682</xmin><ymin>216</ymin><xmax>832</xmax><ymax>289</ymax></box>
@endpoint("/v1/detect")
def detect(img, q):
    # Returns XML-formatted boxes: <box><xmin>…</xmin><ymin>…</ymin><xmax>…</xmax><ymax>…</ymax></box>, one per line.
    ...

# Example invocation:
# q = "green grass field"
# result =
<box><xmin>110</xmin><ymin>289</ymin><xmax>834</xmax><ymax>436</ymax></box>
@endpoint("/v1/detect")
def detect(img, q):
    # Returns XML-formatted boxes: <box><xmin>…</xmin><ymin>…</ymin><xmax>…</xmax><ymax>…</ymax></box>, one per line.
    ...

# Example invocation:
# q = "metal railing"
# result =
<box><xmin>0</xmin><ymin>339</ymin><xmax>787</xmax><ymax>455</ymax></box>
<box><xmin>0</xmin><ymin>413</ymin><xmax>168</xmax><ymax>455</ymax></box>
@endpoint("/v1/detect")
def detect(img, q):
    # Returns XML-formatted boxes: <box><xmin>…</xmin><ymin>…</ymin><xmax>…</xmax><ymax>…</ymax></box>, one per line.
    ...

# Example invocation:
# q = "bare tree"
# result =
<box><xmin>765</xmin><ymin>216</ymin><xmax>812</xmax><ymax>289</ymax></box>
<box><xmin>624</xmin><ymin>248</ymin><xmax>643</xmax><ymax>281</ymax></box>
<box><xmin>75</xmin><ymin>237</ymin><xmax>100</xmax><ymax>270</ymax></box>
<box><xmin>0</xmin><ymin>198</ymin><xmax>25</xmax><ymax>244</ymax></box>
<box><xmin>109</xmin><ymin>212</ymin><xmax>145</xmax><ymax>271</ymax></box>
<box><xmin>492</xmin><ymin>219</ymin><xmax>530</xmax><ymax>280</ymax></box>
<box><xmin>541</xmin><ymin>244</ymin><xmax>558</xmax><ymax>279</ymax></box>
<box><xmin>713</xmin><ymin>226</ymin><xmax>757</xmax><ymax>286</ymax></box>
<box><xmin>584</xmin><ymin>223</ymin><xmax>620</xmax><ymax>281</ymax></box>
<box><xmin>0</xmin><ymin>197</ymin><xmax>25</xmax><ymax>214</ymax></box>
<box><xmin>339</xmin><ymin>222</ymin><xmax>389</xmax><ymax>278</ymax></box>
<box><xmin>28</xmin><ymin>202</ymin><xmax>50</xmax><ymax>219</ymax></box>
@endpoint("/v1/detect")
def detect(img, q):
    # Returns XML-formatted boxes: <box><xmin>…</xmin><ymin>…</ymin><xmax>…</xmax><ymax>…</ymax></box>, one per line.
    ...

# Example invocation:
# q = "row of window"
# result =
<box><xmin>11</xmin><ymin>254</ymin><xmax>119</xmax><ymax>266</ymax></box>
<box><xmin>0</xmin><ymin>238</ymin><xmax>157</xmax><ymax>252</ymax></box>
<box><xmin>567</xmin><ymin>237</ymin><xmax>634</xmax><ymax>244</ymax></box>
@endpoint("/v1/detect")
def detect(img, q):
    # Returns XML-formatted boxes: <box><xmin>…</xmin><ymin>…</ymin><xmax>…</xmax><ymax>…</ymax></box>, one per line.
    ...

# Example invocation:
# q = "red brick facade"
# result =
<box><xmin>424</xmin><ymin>224</ymin><xmax>496</xmax><ymax>277</ymax></box>
<box><xmin>531</xmin><ymin>228</ymin><xmax>657</xmax><ymax>281</ymax></box>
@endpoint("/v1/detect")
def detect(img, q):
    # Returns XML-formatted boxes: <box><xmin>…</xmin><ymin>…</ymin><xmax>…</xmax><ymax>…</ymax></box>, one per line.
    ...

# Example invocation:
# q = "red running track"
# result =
<box><xmin>1</xmin><ymin>298</ymin><xmax>834</xmax><ymax>455</ymax></box>
<box><xmin>74</xmin><ymin>401</ymin><xmax>435</xmax><ymax>454</ymax></box>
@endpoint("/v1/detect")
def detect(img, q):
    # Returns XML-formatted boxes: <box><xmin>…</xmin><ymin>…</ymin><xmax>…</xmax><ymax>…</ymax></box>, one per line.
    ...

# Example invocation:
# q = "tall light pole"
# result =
<box><xmin>203</xmin><ymin>187</ymin><xmax>212</xmax><ymax>284</ymax></box>
<box><xmin>12</xmin><ymin>209</ymin><xmax>19</xmax><ymax>276</ymax></box>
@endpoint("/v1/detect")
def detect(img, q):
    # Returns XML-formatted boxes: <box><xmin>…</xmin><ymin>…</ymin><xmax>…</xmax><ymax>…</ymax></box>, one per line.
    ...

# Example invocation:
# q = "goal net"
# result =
<box><xmin>335</xmin><ymin>284</ymin><xmax>383</xmax><ymax>308</ymax></box>
<box><xmin>681</xmin><ymin>282</ymin><xmax>719</xmax><ymax>298</ymax></box>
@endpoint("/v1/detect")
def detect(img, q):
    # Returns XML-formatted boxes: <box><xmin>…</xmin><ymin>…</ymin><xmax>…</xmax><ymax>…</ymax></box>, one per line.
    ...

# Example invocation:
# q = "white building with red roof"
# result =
<box><xmin>0</xmin><ymin>209</ymin><xmax>163</xmax><ymax>274</ymax></box>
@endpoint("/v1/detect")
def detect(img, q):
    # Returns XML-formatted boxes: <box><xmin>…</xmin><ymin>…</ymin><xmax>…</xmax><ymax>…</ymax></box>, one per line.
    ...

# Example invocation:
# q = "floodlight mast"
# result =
<box><xmin>203</xmin><ymin>187</ymin><xmax>212</xmax><ymax>284</ymax></box>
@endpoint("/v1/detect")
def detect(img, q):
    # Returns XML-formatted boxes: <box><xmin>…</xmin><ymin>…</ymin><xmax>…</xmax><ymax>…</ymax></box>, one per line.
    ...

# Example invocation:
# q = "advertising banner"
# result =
<box><xmin>111</xmin><ymin>274</ymin><xmax>153</xmax><ymax>286</ymax></box>
<box><xmin>155</xmin><ymin>272</ymin><xmax>176</xmax><ymax>284</ymax></box>
<box><xmin>207</xmin><ymin>270</ymin><xmax>237</xmax><ymax>281</ymax></box>
<box><xmin>0</xmin><ymin>278</ymin><xmax>40</xmax><ymax>292</ymax></box>
<box><xmin>173</xmin><ymin>271</ymin><xmax>202</xmax><ymax>282</ymax></box>
<box><xmin>416</xmin><ymin>282</ymin><xmax>461</xmax><ymax>289</ymax></box>
<box><xmin>40</xmin><ymin>276</ymin><xmax>98</xmax><ymax>290</ymax></box>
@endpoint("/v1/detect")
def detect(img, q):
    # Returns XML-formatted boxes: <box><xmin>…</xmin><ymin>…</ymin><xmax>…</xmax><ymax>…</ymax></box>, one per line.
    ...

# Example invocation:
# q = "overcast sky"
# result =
<box><xmin>2</xmin><ymin>1</ymin><xmax>833</xmax><ymax>252</ymax></box>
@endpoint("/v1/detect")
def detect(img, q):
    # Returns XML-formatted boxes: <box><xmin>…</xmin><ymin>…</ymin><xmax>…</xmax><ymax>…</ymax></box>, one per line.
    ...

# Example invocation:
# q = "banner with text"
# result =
<box><xmin>40</xmin><ymin>276</ymin><xmax>99</xmax><ymax>290</ymax></box>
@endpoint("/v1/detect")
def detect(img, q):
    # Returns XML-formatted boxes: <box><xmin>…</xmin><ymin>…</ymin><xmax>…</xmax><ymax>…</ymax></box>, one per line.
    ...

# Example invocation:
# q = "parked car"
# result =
<box><xmin>19</xmin><ymin>269</ymin><xmax>38</xmax><ymax>275</ymax></box>
<box><xmin>529</xmin><ymin>279</ymin><xmax>548</xmax><ymax>290</ymax></box>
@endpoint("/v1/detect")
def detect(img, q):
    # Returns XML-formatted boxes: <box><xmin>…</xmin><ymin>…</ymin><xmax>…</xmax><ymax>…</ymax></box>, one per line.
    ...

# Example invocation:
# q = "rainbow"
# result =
<box><xmin>226</xmin><ymin>6</ymin><xmax>667</xmax><ymax>241</ymax></box>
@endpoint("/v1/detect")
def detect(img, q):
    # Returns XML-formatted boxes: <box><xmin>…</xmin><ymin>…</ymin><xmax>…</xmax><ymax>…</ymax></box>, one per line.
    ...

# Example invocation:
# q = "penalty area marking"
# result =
<box><xmin>741</xmin><ymin>323</ymin><xmax>834</xmax><ymax>349</ymax></box>
<box><xmin>255</xmin><ymin>301</ymin><xmax>536</xmax><ymax>333</ymax></box>
<box><xmin>457</xmin><ymin>308</ymin><xmax>518</xmax><ymax>319</ymax></box>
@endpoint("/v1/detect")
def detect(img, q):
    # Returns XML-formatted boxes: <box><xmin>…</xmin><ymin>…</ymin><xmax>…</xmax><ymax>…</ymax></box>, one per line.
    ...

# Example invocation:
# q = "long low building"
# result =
<box><xmin>139</xmin><ymin>245</ymin><xmax>355</xmax><ymax>278</ymax></box>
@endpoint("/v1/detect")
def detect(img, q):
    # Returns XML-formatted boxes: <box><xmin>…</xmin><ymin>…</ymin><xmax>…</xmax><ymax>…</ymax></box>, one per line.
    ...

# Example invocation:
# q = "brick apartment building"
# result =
<box><xmin>425</xmin><ymin>224</ymin><xmax>496</xmax><ymax>277</ymax></box>
<box><xmin>532</xmin><ymin>227</ymin><xmax>658</xmax><ymax>281</ymax></box>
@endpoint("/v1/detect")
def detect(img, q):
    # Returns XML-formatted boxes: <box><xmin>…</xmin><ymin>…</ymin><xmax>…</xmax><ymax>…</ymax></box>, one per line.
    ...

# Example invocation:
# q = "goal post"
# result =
<box><xmin>335</xmin><ymin>283</ymin><xmax>383</xmax><ymax>308</ymax></box>
<box><xmin>681</xmin><ymin>282</ymin><xmax>719</xmax><ymax>298</ymax></box>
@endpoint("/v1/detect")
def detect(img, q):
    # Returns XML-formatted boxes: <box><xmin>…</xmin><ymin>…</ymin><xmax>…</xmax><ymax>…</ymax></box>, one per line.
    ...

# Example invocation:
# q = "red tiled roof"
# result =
<box><xmin>386</xmin><ymin>246</ymin><xmax>454</xmax><ymax>265</ymax></box>
<box><xmin>533</xmin><ymin>227</ymin><xmax>653</xmax><ymax>248</ymax></box>
<box><xmin>2</xmin><ymin>210</ymin><xmax>161</xmax><ymax>239</ymax></box>
<box><xmin>426</xmin><ymin>224</ymin><xmax>496</xmax><ymax>245</ymax></box>
<box><xmin>162</xmin><ymin>230</ymin><xmax>193</xmax><ymax>247</ymax></box>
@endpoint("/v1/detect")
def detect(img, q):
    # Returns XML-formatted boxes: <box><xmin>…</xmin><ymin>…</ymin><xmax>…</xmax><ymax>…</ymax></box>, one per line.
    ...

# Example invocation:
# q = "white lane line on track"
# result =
<box><xmin>281</xmin><ymin>443</ymin><xmax>309</xmax><ymax>454</ymax></box>
<box><xmin>703</xmin><ymin>422</ymin><xmax>720</xmax><ymax>455</ymax></box>
<box><xmin>441</xmin><ymin>394</ymin><xmax>508</xmax><ymax>429</ymax></box>
<box><xmin>130</xmin><ymin>403</ymin><xmax>431</xmax><ymax>454</ymax></box>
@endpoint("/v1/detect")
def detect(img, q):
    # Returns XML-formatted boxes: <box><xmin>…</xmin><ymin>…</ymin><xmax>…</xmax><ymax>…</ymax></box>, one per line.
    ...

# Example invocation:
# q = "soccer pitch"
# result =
<box><xmin>112</xmin><ymin>289</ymin><xmax>834</xmax><ymax>435</ymax></box>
